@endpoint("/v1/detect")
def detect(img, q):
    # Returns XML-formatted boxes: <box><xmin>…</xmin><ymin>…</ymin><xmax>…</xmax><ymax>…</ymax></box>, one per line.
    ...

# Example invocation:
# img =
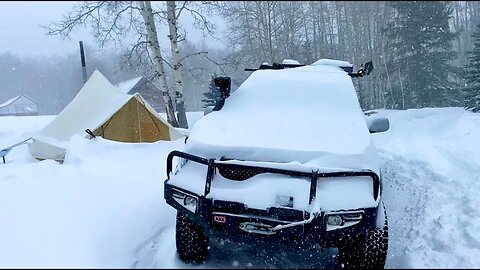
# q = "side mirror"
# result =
<box><xmin>367</xmin><ymin>116</ymin><xmax>390</xmax><ymax>133</ymax></box>
<box><xmin>212</xmin><ymin>76</ymin><xmax>231</xmax><ymax>111</ymax></box>
<box><xmin>214</xmin><ymin>77</ymin><xmax>231</xmax><ymax>99</ymax></box>
<box><xmin>349</xmin><ymin>61</ymin><xmax>373</xmax><ymax>77</ymax></box>
<box><xmin>363</xmin><ymin>61</ymin><xmax>373</xmax><ymax>76</ymax></box>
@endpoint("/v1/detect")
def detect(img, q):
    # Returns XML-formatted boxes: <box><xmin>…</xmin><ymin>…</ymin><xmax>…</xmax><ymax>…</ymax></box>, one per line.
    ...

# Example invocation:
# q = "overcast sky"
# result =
<box><xmin>0</xmin><ymin>1</ymin><xmax>226</xmax><ymax>58</ymax></box>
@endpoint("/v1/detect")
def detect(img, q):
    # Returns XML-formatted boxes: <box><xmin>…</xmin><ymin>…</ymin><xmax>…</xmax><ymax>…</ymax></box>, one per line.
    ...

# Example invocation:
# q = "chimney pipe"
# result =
<box><xmin>79</xmin><ymin>41</ymin><xmax>87</xmax><ymax>84</ymax></box>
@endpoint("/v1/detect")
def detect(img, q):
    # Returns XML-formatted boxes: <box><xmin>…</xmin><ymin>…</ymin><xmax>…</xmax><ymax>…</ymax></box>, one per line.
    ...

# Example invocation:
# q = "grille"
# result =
<box><xmin>218</xmin><ymin>165</ymin><xmax>266</xmax><ymax>181</ymax></box>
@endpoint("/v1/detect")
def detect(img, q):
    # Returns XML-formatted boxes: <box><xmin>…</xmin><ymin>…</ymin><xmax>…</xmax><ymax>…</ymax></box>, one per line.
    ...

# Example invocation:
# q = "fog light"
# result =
<box><xmin>184</xmin><ymin>196</ymin><xmax>197</xmax><ymax>206</ymax></box>
<box><xmin>326</xmin><ymin>215</ymin><xmax>343</xmax><ymax>226</ymax></box>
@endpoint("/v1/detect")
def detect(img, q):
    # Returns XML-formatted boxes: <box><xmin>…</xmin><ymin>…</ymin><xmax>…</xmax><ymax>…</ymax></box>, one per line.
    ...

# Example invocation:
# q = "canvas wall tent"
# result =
<box><xmin>28</xmin><ymin>70</ymin><xmax>183</xmax><ymax>161</ymax></box>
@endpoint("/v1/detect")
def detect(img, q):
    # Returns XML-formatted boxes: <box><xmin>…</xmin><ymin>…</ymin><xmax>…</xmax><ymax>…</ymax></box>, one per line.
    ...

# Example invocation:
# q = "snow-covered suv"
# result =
<box><xmin>164</xmin><ymin>59</ymin><xmax>390</xmax><ymax>268</ymax></box>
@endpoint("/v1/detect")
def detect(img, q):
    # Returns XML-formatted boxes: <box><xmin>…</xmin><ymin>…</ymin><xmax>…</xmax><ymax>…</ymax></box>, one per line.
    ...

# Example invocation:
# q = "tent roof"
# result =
<box><xmin>115</xmin><ymin>76</ymin><xmax>143</xmax><ymax>94</ymax></box>
<box><xmin>0</xmin><ymin>96</ymin><xmax>20</xmax><ymax>108</ymax></box>
<box><xmin>0</xmin><ymin>95</ymin><xmax>37</xmax><ymax>108</ymax></box>
<box><xmin>36</xmin><ymin>70</ymin><xmax>132</xmax><ymax>142</ymax></box>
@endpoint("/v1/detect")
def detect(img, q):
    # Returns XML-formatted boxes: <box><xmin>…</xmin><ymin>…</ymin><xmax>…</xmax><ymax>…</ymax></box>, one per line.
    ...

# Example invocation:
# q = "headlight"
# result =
<box><xmin>326</xmin><ymin>215</ymin><xmax>343</xmax><ymax>226</ymax></box>
<box><xmin>184</xmin><ymin>195</ymin><xmax>197</xmax><ymax>206</ymax></box>
<box><xmin>172</xmin><ymin>189</ymin><xmax>198</xmax><ymax>213</ymax></box>
<box><xmin>325</xmin><ymin>211</ymin><xmax>363</xmax><ymax>231</ymax></box>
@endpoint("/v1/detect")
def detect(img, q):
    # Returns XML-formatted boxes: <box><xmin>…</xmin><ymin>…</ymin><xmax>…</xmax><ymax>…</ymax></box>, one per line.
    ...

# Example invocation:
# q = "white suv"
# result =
<box><xmin>164</xmin><ymin>59</ymin><xmax>390</xmax><ymax>268</ymax></box>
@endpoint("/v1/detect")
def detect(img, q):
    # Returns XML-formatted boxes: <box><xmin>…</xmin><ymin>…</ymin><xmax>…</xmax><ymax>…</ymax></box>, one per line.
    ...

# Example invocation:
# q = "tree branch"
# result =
<box><xmin>179</xmin><ymin>50</ymin><xmax>208</xmax><ymax>62</ymax></box>
<box><xmin>44</xmin><ymin>1</ymin><xmax>107</xmax><ymax>37</ymax></box>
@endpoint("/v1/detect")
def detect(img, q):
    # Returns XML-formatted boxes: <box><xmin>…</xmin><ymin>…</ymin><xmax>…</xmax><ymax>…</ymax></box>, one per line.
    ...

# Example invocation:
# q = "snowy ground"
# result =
<box><xmin>374</xmin><ymin>107</ymin><xmax>480</xmax><ymax>268</ymax></box>
<box><xmin>0</xmin><ymin>108</ymin><xmax>479</xmax><ymax>268</ymax></box>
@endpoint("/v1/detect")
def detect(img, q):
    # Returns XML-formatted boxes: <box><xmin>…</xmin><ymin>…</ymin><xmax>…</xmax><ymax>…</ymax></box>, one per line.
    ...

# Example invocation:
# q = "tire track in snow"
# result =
<box><xmin>379</xmin><ymin>150</ymin><xmax>430</xmax><ymax>269</ymax></box>
<box><xmin>430</xmin><ymin>147</ymin><xmax>480</xmax><ymax>253</ymax></box>
<box><xmin>379</xmin><ymin>146</ymin><xmax>480</xmax><ymax>268</ymax></box>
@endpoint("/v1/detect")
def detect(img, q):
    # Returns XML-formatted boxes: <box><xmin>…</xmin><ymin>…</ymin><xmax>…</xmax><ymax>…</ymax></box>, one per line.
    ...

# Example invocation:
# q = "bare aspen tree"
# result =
<box><xmin>166</xmin><ymin>1</ymin><xmax>188</xmax><ymax>128</ymax></box>
<box><xmin>138</xmin><ymin>1</ymin><xmax>179</xmax><ymax>127</ymax></box>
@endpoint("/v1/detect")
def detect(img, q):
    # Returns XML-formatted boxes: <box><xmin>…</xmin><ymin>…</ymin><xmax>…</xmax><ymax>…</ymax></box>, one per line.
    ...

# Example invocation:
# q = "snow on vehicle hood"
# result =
<box><xmin>186</xmin><ymin>64</ymin><xmax>380</xmax><ymax>174</ymax></box>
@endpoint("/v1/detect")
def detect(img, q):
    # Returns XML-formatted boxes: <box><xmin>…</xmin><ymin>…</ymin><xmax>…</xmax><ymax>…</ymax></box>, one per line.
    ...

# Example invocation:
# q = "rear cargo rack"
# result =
<box><xmin>166</xmin><ymin>150</ymin><xmax>380</xmax><ymax>203</ymax></box>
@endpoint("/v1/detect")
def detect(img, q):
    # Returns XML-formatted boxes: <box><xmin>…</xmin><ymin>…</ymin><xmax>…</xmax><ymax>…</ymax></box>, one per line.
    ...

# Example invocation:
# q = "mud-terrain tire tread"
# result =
<box><xmin>175</xmin><ymin>211</ymin><xmax>209</xmax><ymax>263</ymax></box>
<box><xmin>337</xmin><ymin>206</ymin><xmax>388</xmax><ymax>269</ymax></box>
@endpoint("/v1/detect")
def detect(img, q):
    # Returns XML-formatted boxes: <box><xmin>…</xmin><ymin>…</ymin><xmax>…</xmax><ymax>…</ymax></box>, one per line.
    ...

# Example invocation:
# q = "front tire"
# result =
<box><xmin>175</xmin><ymin>211</ymin><xmax>209</xmax><ymax>263</ymax></box>
<box><xmin>337</xmin><ymin>210</ymin><xmax>389</xmax><ymax>269</ymax></box>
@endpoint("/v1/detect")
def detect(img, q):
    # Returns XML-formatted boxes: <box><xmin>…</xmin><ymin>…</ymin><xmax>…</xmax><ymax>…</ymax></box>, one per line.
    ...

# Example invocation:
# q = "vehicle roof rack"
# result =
<box><xmin>245</xmin><ymin>60</ymin><xmax>373</xmax><ymax>78</ymax></box>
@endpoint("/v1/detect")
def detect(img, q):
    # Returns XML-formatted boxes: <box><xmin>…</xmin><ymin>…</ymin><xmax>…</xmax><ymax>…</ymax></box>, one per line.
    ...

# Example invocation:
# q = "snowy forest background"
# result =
<box><xmin>1</xmin><ymin>1</ymin><xmax>480</xmax><ymax>116</ymax></box>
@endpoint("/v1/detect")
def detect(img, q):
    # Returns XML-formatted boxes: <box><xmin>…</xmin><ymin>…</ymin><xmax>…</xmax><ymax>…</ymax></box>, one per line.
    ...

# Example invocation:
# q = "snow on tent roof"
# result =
<box><xmin>0</xmin><ymin>95</ymin><xmax>37</xmax><ymax>108</ymax></box>
<box><xmin>0</xmin><ymin>96</ymin><xmax>20</xmax><ymax>108</ymax></box>
<box><xmin>115</xmin><ymin>76</ymin><xmax>142</xmax><ymax>94</ymax></box>
<box><xmin>28</xmin><ymin>70</ymin><xmax>183</xmax><ymax>161</ymax></box>
<box><xmin>186</xmin><ymin>63</ymin><xmax>379</xmax><ymax>173</ymax></box>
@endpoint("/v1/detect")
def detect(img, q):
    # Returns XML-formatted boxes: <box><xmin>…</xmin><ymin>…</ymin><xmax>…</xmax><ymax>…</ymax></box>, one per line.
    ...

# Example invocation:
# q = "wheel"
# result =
<box><xmin>337</xmin><ymin>209</ymin><xmax>389</xmax><ymax>269</ymax></box>
<box><xmin>363</xmin><ymin>216</ymin><xmax>388</xmax><ymax>269</ymax></box>
<box><xmin>175</xmin><ymin>211</ymin><xmax>209</xmax><ymax>263</ymax></box>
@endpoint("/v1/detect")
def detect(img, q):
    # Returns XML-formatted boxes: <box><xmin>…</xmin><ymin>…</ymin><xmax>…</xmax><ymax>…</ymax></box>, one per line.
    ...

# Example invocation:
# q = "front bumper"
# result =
<box><xmin>164</xmin><ymin>150</ymin><xmax>381</xmax><ymax>248</ymax></box>
<box><xmin>165</xmin><ymin>183</ymin><xmax>379</xmax><ymax>248</ymax></box>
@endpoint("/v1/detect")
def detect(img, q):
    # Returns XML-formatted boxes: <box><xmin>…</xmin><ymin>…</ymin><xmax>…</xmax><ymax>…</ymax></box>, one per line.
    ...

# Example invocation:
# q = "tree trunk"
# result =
<box><xmin>138</xmin><ymin>1</ymin><xmax>179</xmax><ymax>127</ymax></box>
<box><xmin>167</xmin><ymin>1</ymin><xmax>188</xmax><ymax>129</ymax></box>
<box><xmin>267</xmin><ymin>1</ymin><xmax>274</xmax><ymax>64</ymax></box>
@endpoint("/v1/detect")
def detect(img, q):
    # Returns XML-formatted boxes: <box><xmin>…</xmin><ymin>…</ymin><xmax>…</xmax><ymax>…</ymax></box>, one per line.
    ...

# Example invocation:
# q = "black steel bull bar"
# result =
<box><xmin>166</xmin><ymin>150</ymin><xmax>380</xmax><ymax>203</ymax></box>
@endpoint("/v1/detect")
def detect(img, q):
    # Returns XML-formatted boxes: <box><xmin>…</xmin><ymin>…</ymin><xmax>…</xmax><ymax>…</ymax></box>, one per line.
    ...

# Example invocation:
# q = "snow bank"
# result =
<box><xmin>0</xmin><ymin>131</ymin><xmax>183</xmax><ymax>268</ymax></box>
<box><xmin>372</xmin><ymin>107</ymin><xmax>480</xmax><ymax>268</ymax></box>
<box><xmin>0</xmin><ymin>133</ymin><xmax>185</xmax><ymax>267</ymax></box>
<box><xmin>0</xmin><ymin>113</ymin><xmax>189</xmax><ymax>268</ymax></box>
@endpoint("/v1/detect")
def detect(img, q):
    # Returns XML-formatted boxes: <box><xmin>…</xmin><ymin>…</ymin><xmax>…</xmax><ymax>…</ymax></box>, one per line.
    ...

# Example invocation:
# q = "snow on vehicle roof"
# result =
<box><xmin>312</xmin><ymin>58</ymin><xmax>353</xmax><ymax>67</ymax></box>
<box><xmin>186</xmin><ymin>63</ymin><xmax>379</xmax><ymax>173</ymax></box>
<box><xmin>282</xmin><ymin>59</ymin><xmax>301</xmax><ymax>65</ymax></box>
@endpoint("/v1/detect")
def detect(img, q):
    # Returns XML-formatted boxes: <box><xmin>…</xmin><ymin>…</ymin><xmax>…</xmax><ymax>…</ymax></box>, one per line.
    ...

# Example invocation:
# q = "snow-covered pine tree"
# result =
<box><xmin>463</xmin><ymin>24</ymin><xmax>480</xmax><ymax>112</ymax></box>
<box><xmin>384</xmin><ymin>1</ymin><xmax>460</xmax><ymax>109</ymax></box>
<box><xmin>201</xmin><ymin>74</ymin><xmax>221</xmax><ymax>108</ymax></box>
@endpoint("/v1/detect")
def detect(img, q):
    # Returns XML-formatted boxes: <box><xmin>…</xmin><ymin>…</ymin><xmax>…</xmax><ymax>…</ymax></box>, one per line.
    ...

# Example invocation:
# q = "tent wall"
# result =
<box><xmin>93</xmin><ymin>96</ymin><xmax>172</xmax><ymax>142</ymax></box>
